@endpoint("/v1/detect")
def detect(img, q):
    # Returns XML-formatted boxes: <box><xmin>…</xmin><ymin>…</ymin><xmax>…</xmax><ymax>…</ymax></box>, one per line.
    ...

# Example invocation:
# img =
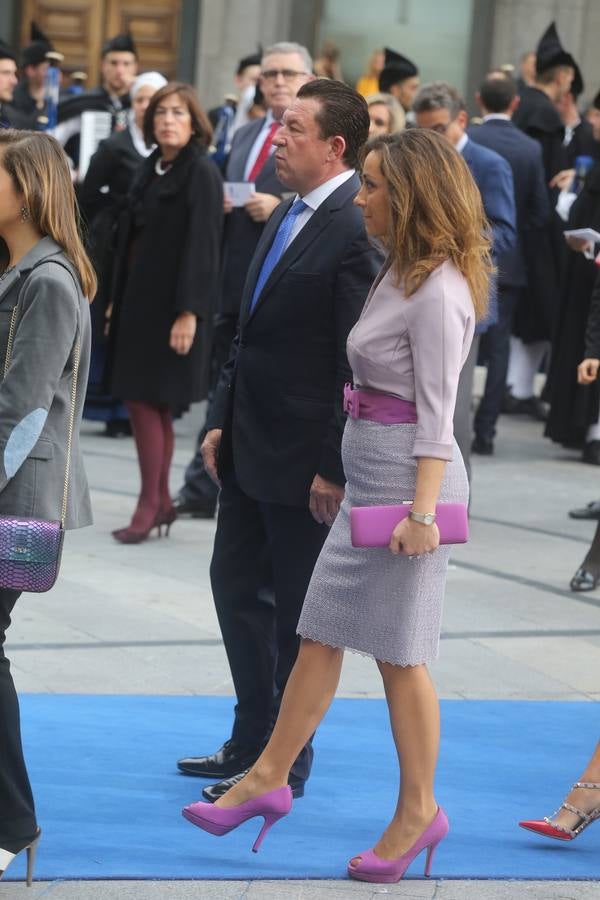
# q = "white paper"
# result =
<box><xmin>78</xmin><ymin>111</ymin><xmax>112</xmax><ymax>180</ymax></box>
<box><xmin>564</xmin><ymin>228</ymin><xmax>600</xmax><ymax>243</ymax></box>
<box><xmin>224</xmin><ymin>182</ymin><xmax>255</xmax><ymax>207</ymax></box>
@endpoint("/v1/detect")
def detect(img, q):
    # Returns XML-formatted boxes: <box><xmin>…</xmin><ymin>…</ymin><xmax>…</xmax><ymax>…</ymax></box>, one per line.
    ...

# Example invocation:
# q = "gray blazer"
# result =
<box><xmin>0</xmin><ymin>237</ymin><xmax>92</xmax><ymax>529</ymax></box>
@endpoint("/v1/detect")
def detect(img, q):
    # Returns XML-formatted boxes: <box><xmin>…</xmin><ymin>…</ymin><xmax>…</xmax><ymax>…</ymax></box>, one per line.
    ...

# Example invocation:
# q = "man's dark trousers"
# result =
<box><xmin>475</xmin><ymin>286</ymin><xmax>520</xmax><ymax>441</ymax></box>
<box><xmin>210</xmin><ymin>474</ymin><xmax>329</xmax><ymax>780</ymax></box>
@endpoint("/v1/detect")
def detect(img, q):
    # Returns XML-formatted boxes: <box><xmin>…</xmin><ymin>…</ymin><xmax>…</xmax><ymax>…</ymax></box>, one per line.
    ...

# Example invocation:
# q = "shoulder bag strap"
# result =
<box><xmin>3</xmin><ymin>257</ymin><xmax>82</xmax><ymax>527</ymax></box>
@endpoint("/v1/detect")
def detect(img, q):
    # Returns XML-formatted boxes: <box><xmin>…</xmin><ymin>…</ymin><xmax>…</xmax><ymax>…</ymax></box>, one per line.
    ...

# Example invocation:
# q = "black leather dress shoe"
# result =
<box><xmin>201</xmin><ymin>768</ymin><xmax>306</xmax><ymax>802</ymax></box>
<box><xmin>582</xmin><ymin>442</ymin><xmax>600</xmax><ymax>466</ymax></box>
<box><xmin>569</xmin><ymin>500</ymin><xmax>600</xmax><ymax>520</ymax></box>
<box><xmin>570</xmin><ymin>567</ymin><xmax>598</xmax><ymax>592</ymax></box>
<box><xmin>177</xmin><ymin>739</ymin><xmax>260</xmax><ymax>778</ymax></box>
<box><xmin>502</xmin><ymin>393</ymin><xmax>548</xmax><ymax>421</ymax></box>
<box><xmin>471</xmin><ymin>435</ymin><xmax>494</xmax><ymax>455</ymax></box>
<box><xmin>172</xmin><ymin>497</ymin><xmax>217</xmax><ymax>519</ymax></box>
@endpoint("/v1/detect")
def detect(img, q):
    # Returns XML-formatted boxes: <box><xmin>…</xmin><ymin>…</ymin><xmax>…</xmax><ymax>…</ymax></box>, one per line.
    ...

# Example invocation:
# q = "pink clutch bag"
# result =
<box><xmin>350</xmin><ymin>503</ymin><xmax>469</xmax><ymax>548</ymax></box>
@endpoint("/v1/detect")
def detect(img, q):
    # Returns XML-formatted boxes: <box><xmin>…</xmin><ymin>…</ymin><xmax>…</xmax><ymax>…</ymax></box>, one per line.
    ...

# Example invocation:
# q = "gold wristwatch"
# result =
<box><xmin>409</xmin><ymin>511</ymin><xmax>436</xmax><ymax>526</ymax></box>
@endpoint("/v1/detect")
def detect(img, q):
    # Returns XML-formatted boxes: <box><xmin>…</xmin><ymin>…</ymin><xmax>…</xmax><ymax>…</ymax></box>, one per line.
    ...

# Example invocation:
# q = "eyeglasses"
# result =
<box><xmin>261</xmin><ymin>69</ymin><xmax>308</xmax><ymax>81</ymax></box>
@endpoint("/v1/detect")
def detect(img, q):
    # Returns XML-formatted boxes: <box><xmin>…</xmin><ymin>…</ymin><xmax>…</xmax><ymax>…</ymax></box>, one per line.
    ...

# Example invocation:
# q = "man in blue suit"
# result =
<box><xmin>469</xmin><ymin>74</ymin><xmax>550</xmax><ymax>454</ymax></box>
<box><xmin>414</xmin><ymin>82</ymin><xmax>517</xmax><ymax>479</ymax></box>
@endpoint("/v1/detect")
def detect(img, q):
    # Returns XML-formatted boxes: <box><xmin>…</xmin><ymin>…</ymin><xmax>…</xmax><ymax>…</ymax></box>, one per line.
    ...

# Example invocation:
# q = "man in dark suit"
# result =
<box><xmin>177</xmin><ymin>79</ymin><xmax>381</xmax><ymax>799</ymax></box>
<box><xmin>469</xmin><ymin>74</ymin><xmax>550</xmax><ymax>454</ymax></box>
<box><xmin>175</xmin><ymin>42</ymin><xmax>314</xmax><ymax>518</ymax></box>
<box><xmin>414</xmin><ymin>81</ymin><xmax>516</xmax><ymax>479</ymax></box>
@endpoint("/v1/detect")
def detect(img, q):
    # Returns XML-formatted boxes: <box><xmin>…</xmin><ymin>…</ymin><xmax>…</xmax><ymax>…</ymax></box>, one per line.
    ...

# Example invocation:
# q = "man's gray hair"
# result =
<box><xmin>262</xmin><ymin>42</ymin><xmax>313</xmax><ymax>74</ymax></box>
<box><xmin>412</xmin><ymin>81</ymin><xmax>465</xmax><ymax>119</ymax></box>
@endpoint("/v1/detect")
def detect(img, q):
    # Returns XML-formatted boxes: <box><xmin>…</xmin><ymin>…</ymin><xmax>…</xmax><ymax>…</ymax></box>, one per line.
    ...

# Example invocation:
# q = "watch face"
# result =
<box><xmin>424</xmin><ymin>514</ymin><xmax>435</xmax><ymax>525</ymax></box>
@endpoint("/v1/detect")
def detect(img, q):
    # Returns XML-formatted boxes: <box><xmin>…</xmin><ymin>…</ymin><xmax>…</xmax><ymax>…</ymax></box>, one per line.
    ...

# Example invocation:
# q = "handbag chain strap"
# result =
<box><xmin>3</xmin><ymin>260</ymin><xmax>81</xmax><ymax>527</ymax></box>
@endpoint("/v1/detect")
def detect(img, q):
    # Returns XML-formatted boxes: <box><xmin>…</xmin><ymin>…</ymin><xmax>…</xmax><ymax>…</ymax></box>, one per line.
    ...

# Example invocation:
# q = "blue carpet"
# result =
<box><xmin>4</xmin><ymin>695</ymin><xmax>599</xmax><ymax>881</ymax></box>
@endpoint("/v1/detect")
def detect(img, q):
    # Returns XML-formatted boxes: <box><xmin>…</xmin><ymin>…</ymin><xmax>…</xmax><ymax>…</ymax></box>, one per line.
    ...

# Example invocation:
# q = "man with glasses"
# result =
<box><xmin>174</xmin><ymin>43</ymin><xmax>314</xmax><ymax>519</ymax></box>
<box><xmin>414</xmin><ymin>82</ymin><xmax>516</xmax><ymax>481</ymax></box>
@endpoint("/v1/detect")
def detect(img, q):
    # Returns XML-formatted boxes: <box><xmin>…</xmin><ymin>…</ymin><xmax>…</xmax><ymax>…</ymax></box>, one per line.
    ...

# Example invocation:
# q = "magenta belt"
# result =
<box><xmin>343</xmin><ymin>383</ymin><xmax>418</xmax><ymax>424</ymax></box>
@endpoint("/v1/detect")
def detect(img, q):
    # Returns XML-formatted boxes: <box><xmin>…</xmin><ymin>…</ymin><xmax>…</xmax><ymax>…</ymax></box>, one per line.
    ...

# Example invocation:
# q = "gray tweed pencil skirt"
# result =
<box><xmin>297</xmin><ymin>418</ymin><xmax>469</xmax><ymax>666</ymax></box>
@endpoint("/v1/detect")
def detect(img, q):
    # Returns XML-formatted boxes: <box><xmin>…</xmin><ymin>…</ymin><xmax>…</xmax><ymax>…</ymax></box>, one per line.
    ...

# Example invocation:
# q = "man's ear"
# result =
<box><xmin>329</xmin><ymin>134</ymin><xmax>347</xmax><ymax>161</ymax></box>
<box><xmin>457</xmin><ymin>109</ymin><xmax>469</xmax><ymax>130</ymax></box>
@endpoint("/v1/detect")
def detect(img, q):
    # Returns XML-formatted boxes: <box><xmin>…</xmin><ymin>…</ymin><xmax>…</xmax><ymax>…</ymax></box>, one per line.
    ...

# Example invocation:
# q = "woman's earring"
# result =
<box><xmin>20</xmin><ymin>206</ymin><xmax>30</xmax><ymax>222</ymax></box>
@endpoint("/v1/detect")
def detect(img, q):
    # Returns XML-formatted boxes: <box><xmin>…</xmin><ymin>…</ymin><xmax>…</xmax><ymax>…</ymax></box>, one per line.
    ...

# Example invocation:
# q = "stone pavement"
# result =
<box><xmin>4</xmin><ymin>400</ymin><xmax>600</xmax><ymax>898</ymax></box>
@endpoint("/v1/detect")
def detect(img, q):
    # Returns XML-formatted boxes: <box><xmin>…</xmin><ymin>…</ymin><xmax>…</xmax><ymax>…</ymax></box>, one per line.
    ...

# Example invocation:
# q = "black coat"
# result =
<box><xmin>513</xmin><ymin>86</ymin><xmax>569</xmax><ymax>341</ymax></box>
<box><xmin>565</xmin><ymin>119</ymin><xmax>600</xmax><ymax>167</ymax></box>
<box><xmin>207</xmin><ymin>173</ymin><xmax>383</xmax><ymax>507</ymax></box>
<box><xmin>545</xmin><ymin>162</ymin><xmax>600</xmax><ymax>446</ymax></box>
<box><xmin>80</xmin><ymin>127</ymin><xmax>145</xmax><ymax>330</ymax></box>
<box><xmin>110</xmin><ymin>141</ymin><xmax>224</xmax><ymax>413</ymax></box>
<box><xmin>584</xmin><ymin>270</ymin><xmax>600</xmax><ymax>359</ymax></box>
<box><xmin>512</xmin><ymin>86</ymin><xmax>567</xmax><ymax>182</ymax></box>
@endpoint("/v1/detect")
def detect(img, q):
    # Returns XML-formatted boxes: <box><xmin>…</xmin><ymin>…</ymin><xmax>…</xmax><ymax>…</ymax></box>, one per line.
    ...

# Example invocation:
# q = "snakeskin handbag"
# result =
<box><xmin>0</xmin><ymin>277</ymin><xmax>81</xmax><ymax>593</ymax></box>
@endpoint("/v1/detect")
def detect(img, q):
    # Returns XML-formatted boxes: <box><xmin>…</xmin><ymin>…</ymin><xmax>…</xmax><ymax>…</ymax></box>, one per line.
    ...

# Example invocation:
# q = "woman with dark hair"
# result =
<box><xmin>109</xmin><ymin>82</ymin><xmax>223</xmax><ymax>543</ymax></box>
<box><xmin>0</xmin><ymin>130</ymin><xmax>94</xmax><ymax>883</ymax></box>
<box><xmin>182</xmin><ymin>130</ymin><xmax>492</xmax><ymax>882</ymax></box>
<box><xmin>80</xmin><ymin>71</ymin><xmax>167</xmax><ymax>437</ymax></box>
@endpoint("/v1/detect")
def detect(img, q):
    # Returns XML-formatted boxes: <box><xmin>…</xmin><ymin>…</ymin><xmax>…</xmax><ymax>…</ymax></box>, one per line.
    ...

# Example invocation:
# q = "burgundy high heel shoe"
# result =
<box><xmin>348</xmin><ymin>807</ymin><xmax>449</xmax><ymax>883</ymax></box>
<box><xmin>519</xmin><ymin>782</ymin><xmax>600</xmax><ymax>841</ymax></box>
<box><xmin>155</xmin><ymin>506</ymin><xmax>177</xmax><ymax>537</ymax></box>
<box><xmin>0</xmin><ymin>828</ymin><xmax>41</xmax><ymax>886</ymax></box>
<box><xmin>182</xmin><ymin>785</ymin><xmax>292</xmax><ymax>853</ymax></box>
<box><xmin>112</xmin><ymin>507</ymin><xmax>163</xmax><ymax>544</ymax></box>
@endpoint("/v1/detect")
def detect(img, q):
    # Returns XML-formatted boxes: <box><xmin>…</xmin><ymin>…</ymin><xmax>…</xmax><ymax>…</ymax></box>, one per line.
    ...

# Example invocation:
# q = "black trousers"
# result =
<box><xmin>474</xmin><ymin>286</ymin><xmax>520</xmax><ymax>442</ymax></box>
<box><xmin>0</xmin><ymin>589</ymin><xmax>37</xmax><ymax>851</ymax></box>
<box><xmin>210</xmin><ymin>474</ymin><xmax>329</xmax><ymax>782</ymax></box>
<box><xmin>177</xmin><ymin>314</ymin><xmax>238</xmax><ymax>508</ymax></box>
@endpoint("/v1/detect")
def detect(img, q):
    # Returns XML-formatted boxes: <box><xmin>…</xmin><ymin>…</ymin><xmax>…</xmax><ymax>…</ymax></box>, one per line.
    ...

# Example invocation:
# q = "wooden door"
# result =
<box><xmin>20</xmin><ymin>0</ymin><xmax>181</xmax><ymax>87</ymax></box>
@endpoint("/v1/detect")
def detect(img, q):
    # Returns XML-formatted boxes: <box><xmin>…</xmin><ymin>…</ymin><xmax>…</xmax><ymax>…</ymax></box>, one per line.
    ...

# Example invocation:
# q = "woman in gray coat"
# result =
<box><xmin>0</xmin><ymin>130</ymin><xmax>95</xmax><ymax>885</ymax></box>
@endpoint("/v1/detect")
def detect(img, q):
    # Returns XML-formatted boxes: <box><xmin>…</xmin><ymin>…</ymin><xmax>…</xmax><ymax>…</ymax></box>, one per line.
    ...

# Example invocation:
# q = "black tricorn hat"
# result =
<box><xmin>21</xmin><ymin>22</ymin><xmax>54</xmax><ymax>67</ymax></box>
<box><xmin>379</xmin><ymin>47</ymin><xmax>418</xmax><ymax>92</ymax></box>
<box><xmin>570</xmin><ymin>61</ymin><xmax>584</xmax><ymax>98</ymax></box>
<box><xmin>101</xmin><ymin>32</ymin><xmax>137</xmax><ymax>58</ymax></box>
<box><xmin>0</xmin><ymin>38</ymin><xmax>17</xmax><ymax>63</ymax></box>
<box><xmin>535</xmin><ymin>22</ymin><xmax>576</xmax><ymax>76</ymax></box>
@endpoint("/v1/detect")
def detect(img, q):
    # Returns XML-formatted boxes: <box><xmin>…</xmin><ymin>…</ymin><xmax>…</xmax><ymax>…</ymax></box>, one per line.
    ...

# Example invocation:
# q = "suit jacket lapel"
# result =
<box><xmin>239</xmin><ymin>199</ymin><xmax>292</xmax><ymax>324</ymax></box>
<box><xmin>244</xmin><ymin>173</ymin><xmax>360</xmax><ymax>322</ymax></box>
<box><xmin>227</xmin><ymin>117</ymin><xmax>265</xmax><ymax>181</ymax></box>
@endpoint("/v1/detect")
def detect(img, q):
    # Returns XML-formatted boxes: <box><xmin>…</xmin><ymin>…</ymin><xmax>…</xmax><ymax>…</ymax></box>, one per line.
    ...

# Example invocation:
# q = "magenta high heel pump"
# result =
<box><xmin>182</xmin><ymin>785</ymin><xmax>292</xmax><ymax>853</ymax></box>
<box><xmin>348</xmin><ymin>806</ymin><xmax>449</xmax><ymax>883</ymax></box>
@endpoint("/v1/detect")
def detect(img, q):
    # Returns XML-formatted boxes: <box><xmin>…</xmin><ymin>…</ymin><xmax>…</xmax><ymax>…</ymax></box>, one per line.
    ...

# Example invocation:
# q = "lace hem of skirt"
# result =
<box><xmin>297</xmin><ymin>628</ymin><xmax>439</xmax><ymax>668</ymax></box>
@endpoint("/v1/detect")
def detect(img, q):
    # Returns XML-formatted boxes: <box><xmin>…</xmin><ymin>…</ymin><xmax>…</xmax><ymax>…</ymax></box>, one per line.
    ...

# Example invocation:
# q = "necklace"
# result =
<box><xmin>154</xmin><ymin>157</ymin><xmax>173</xmax><ymax>176</ymax></box>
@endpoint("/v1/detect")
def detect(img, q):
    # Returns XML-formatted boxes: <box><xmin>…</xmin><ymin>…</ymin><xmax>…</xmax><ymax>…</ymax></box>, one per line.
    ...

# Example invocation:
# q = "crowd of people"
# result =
<box><xmin>0</xmin><ymin>18</ymin><xmax>599</xmax><ymax>887</ymax></box>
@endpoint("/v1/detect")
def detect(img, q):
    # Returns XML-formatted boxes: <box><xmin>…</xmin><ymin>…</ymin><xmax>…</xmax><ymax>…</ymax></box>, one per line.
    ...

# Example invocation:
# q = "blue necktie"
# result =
<box><xmin>249</xmin><ymin>199</ymin><xmax>307</xmax><ymax>312</ymax></box>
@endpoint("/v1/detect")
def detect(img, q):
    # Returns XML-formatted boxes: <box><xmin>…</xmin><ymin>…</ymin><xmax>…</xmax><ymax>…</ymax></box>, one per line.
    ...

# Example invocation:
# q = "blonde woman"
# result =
<box><xmin>366</xmin><ymin>92</ymin><xmax>406</xmax><ymax>137</ymax></box>
<box><xmin>182</xmin><ymin>130</ymin><xmax>492</xmax><ymax>882</ymax></box>
<box><xmin>0</xmin><ymin>130</ymin><xmax>95</xmax><ymax>884</ymax></box>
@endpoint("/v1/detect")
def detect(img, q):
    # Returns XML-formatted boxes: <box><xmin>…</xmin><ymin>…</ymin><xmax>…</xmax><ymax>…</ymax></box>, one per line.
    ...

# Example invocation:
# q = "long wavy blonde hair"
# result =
<box><xmin>0</xmin><ymin>130</ymin><xmax>96</xmax><ymax>300</ymax></box>
<box><xmin>365</xmin><ymin>130</ymin><xmax>493</xmax><ymax>320</ymax></box>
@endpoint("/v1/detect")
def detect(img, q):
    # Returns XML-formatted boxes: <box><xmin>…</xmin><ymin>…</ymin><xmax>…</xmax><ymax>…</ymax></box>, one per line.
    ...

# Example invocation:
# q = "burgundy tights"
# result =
<box><xmin>125</xmin><ymin>401</ymin><xmax>175</xmax><ymax>533</ymax></box>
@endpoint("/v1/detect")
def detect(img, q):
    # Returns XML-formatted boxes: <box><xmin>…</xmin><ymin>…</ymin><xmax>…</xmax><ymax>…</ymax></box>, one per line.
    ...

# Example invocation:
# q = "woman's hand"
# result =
<box><xmin>170</xmin><ymin>312</ymin><xmax>197</xmax><ymax>355</ymax></box>
<box><xmin>578</xmin><ymin>358</ymin><xmax>600</xmax><ymax>384</ymax></box>
<box><xmin>389</xmin><ymin>517</ymin><xmax>440</xmax><ymax>557</ymax></box>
